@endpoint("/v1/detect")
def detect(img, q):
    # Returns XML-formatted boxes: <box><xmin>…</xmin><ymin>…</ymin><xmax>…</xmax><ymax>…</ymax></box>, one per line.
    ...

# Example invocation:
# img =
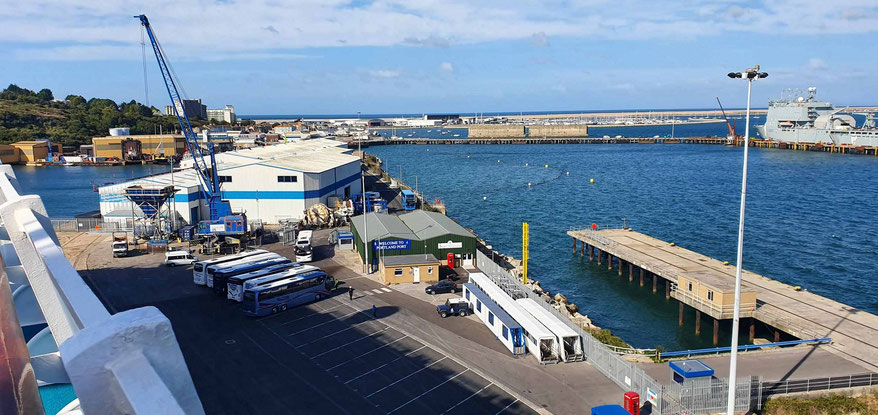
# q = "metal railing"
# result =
<box><xmin>660</xmin><ymin>338</ymin><xmax>832</xmax><ymax>359</ymax></box>
<box><xmin>670</xmin><ymin>283</ymin><xmax>756</xmax><ymax>319</ymax></box>
<box><xmin>0</xmin><ymin>164</ymin><xmax>204</xmax><ymax>414</ymax></box>
<box><xmin>760</xmin><ymin>372</ymin><xmax>878</xmax><ymax>399</ymax></box>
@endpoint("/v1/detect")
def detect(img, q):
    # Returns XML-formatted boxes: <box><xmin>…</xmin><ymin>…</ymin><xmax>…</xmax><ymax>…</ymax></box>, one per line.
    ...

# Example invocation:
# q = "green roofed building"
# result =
<box><xmin>350</xmin><ymin>211</ymin><xmax>477</xmax><ymax>272</ymax></box>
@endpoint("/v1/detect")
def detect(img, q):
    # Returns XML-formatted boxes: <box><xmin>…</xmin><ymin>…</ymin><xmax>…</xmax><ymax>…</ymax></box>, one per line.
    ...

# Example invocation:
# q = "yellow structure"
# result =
<box><xmin>522</xmin><ymin>222</ymin><xmax>529</xmax><ymax>284</ymax></box>
<box><xmin>92</xmin><ymin>134</ymin><xmax>186</xmax><ymax>159</ymax></box>
<box><xmin>0</xmin><ymin>144</ymin><xmax>21</xmax><ymax>164</ymax></box>
<box><xmin>10</xmin><ymin>141</ymin><xmax>49</xmax><ymax>163</ymax></box>
<box><xmin>378</xmin><ymin>254</ymin><xmax>441</xmax><ymax>285</ymax></box>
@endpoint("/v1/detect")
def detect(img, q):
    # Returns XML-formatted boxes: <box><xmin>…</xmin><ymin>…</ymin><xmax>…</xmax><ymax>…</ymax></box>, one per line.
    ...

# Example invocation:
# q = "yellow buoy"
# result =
<box><xmin>794</xmin><ymin>286</ymin><xmax>802</xmax><ymax>291</ymax></box>
<box><xmin>669</xmin><ymin>242</ymin><xmax>676</xmax><ymax>246</ymax></box>
<box><xmin>723</xmin><ymin>261</ymin><xmax>730</xmax><ymax>265</ymax></box>
<box><xmin>589</xmin><ymin>178</ymin><xmax>595</xmax><ymax>183</ymax></box>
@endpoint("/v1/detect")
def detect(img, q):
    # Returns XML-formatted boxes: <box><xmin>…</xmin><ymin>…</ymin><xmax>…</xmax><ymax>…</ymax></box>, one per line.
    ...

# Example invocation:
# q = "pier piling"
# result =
<box><xmin>695</xmin><ymin>310</ymin><xmax>702</xmax><ymax>335</ymax></box>
<box><xmin>608</xmin><ymin>255</ymin><xmax>613</xmax><ymax>271</ymax></box>
<box><xmin>713</xmin><ymin>320</ymin><xmax>719</xmax><ymax>346</ymax></box>
<box><xmin>665</xmin><ymin>280</ymin><xmax>670</xmax><ymax>300</ymax></box>
<box><xmin>573</xmin><ymin>238</ymin><xmax>577</xmax><ymax>254</ymax></box>
<box><xmin>589</xmin><ymin>245</ymin><xmax>594</xmax><ymax>261</ymax></box>
<box><xmin>651</xmin><ymin>272</ymin><xmax>656</xmax><ymax>293</ymax></box>
<box><xmin>597</xmin><ymin>249</ymin><xmax>602</xmax><ymax>266</ymax></box>
<box><xmin>679</xmin><ymin>302</ymin><xmax>684</xmax><ymax>326</ymax></box>
<box><xmin>750</xmin><ymin>320</ymin><xmax>756</xmax><ymax>342</ymax></box>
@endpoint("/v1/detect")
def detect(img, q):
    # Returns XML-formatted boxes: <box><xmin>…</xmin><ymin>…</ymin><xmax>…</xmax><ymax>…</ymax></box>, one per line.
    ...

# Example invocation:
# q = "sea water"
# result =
<box><xmin>368</xmin><ymin>143</ymin><xmax>878</xmax><ymax>350</ymax></box>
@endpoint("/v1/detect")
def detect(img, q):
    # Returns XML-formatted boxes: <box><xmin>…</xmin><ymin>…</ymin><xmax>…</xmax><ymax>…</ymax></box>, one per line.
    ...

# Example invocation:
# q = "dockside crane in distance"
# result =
<box><xmin>136</xmin><ymin>14</ymin><xmax>246</xmax><ymax>236</ymax></box>
<box><xmin>716</xmin><ymin>96</ymin><xmax>740</xmax><ymax>146</ymax></box>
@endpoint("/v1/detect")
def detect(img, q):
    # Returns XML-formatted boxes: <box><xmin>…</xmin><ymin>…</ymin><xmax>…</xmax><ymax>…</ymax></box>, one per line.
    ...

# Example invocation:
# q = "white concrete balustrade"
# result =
<box><xmin>0</xmin><ymin>164</ymin><xmax>204</xmax><ymax>414</ymax></box>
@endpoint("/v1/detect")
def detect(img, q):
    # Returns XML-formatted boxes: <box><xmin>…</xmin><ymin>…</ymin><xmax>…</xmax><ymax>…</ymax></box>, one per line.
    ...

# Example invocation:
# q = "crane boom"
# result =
<box><xmin>716</xmin><ymin>96</ymin><xmax>737</xmax><ymax>138</ymax></box>
<box><xmin>136</xmin><ymin>14</ymin><xmax>244</xmax><ymax>235</ymax></box>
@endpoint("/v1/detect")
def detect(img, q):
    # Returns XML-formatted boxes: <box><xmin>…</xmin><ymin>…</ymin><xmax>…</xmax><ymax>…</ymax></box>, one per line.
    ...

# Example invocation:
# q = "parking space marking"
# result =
<box><xmin>365</xmin><ymin>357</ymin><xmax>447</xmax><ymax>398</ymax></box>
<box><xmin>327</xmin><ymin>335</ymin><xmax>410</xmax><ymax>371</ymax></box>
<box><xmin>441</xmin><ymin>383</ymin><xmax>494</xmax><ymax>414</ymax></box>
<box><xmin>364</xmin><ymin>291</ymin><xmax>374</xmax><ymax>295</ymax></box>
<box><xmin>288</xmin><ymin>309</ymin><xmax>361</xmax><ymax>335</ymax></box>
<box><xmin>495</xmin><ymin>399</ymin><xmax>519</xmax><ymax>414</ymax></box>
<box><xmin>343</xmin><ymin>345</ymin><xmax>426</xmax><ymax>385</ymax></box>
<box><xmin>279</xmin><ymin>303</ymin><xmax>344</xmax><ymax>325</ymax></box>
<box><xmin>294</xmin><ymin>320</ymin><xmax>381</xmax><ymax>348</ymax></box>
<box><xmin>380</xmin><ymin>287</ymin><xmax>392</xmax><ymax>293</ymax></box>
<box><xmin>388</xmin><ymin>370</ymin><xmax>469</xmax><ymax>414</ymax></box>
<box><xmin>311</xmin><ymin>327</ymin><xmax>391</xmax><ymax>358</ymax></box>
<box><xmin>371</xmin><ymin>289</ymin><xmax>384</xmax><ymax>294</ymax></box>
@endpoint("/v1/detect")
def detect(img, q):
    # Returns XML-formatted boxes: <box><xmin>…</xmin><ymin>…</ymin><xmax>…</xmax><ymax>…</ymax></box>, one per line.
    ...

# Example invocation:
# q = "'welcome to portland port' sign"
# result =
<box><xmin>373</xmin><ymin>239</ymin><xmax>411</xmax><ymax>251</ymax></box>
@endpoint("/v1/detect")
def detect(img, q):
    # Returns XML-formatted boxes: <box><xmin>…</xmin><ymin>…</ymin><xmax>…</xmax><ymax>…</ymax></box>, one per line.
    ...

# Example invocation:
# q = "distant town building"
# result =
<box><xmin>207</xmin><ymin>105</ymin><xmax>236</xmax><ymax>124</ymax></box>
<box><xmin>164</xmin><ymin>98</ymin><xmax>207</xmax><ymax>120</ymax></box>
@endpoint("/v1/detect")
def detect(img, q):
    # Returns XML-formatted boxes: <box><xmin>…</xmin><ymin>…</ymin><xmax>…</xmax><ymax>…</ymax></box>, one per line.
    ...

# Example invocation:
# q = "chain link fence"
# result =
<box><xmin>50</xmin><ymin>217</ymin><xmax>132</xmax><ymax>233</ymax></box>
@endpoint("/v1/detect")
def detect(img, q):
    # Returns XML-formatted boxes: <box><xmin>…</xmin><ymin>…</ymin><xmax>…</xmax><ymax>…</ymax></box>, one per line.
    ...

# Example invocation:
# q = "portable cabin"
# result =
<box><xmin>516</xmin><ymin>298</ymin><xmax>583</xmax><ymax>362</ymax></box>
<box><xmin>462</xmin><ymin>284</ymin><xmax>526</xmax><ymax>355</ymax></box>
<box><xmin>336</xmin><ymin>232</ymin><xmax>354</xmax><ymax>250</ymax></box>
<box><xmin>468</xmin><ymin>273</ymin><xmax>558</xmax><ymax>364</ymax></box>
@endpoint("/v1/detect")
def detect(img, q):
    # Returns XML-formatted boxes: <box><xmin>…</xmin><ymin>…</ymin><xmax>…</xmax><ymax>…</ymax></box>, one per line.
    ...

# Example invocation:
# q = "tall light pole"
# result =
<box><xmin>726</xmin><ymin>65</ymin><xmax>767</xmax><ymax>414</ymax></box>
<box><xmin>359</xmin><ymin>126</ymin><xmax>369</xmax><ymax>274</ymax></box>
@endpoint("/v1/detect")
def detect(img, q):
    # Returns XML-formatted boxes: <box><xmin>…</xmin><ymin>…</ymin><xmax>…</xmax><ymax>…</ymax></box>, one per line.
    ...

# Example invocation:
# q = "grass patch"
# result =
<box><xmin>586</xmin><ymin>327</ymin><xmax>630</xmax><ymax>349</ymax></box>
<box><xmin>762</xmin><ymin>392</ymin><xmax>878</xmax><ymax>415</ymax></box>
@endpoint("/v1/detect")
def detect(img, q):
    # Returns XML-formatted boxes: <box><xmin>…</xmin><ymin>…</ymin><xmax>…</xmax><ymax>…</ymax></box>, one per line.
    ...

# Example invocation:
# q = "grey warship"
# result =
<box><xmin>755</xmin><ymin>87</ymin><xmax>878</xmax><ymax>147</ymax></box>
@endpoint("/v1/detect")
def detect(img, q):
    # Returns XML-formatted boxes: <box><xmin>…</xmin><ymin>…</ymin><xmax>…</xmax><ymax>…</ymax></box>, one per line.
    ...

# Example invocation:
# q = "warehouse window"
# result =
<box><xmin>707</xmin><ymin>290</ymin><xmax>714</xmax><ymax>302</ymax></box>
<box><xmin>687</xmin><ymin>282</ymin><xmax>693</xmax><ymax>292</ymax></box>
<box><xmin>394</xmin><ymin>268</ymin><xmax>403</xmax><ymax>276</ymax></box>
<box><xmin>476</xmin><ymin>300</ymin><xmax>482</xmax><ymax>312</ymax></box>
<box><xmin>344</xmin><ymin>185</ymin><xmax>351</xmax><ymax>199</ymax></box>
<box><xmin>218</xmin><ymin>175</ymin><xmax>232</xmax><ymax>183</ymax></box>
<box><xmin>277</xmin><ymin>175</ymin><xmax>298</xmax><ymax>183</ymax></box>
<box><xmin>427</xmin><ymin>266</ymin><xmax>433</xmax><ymax>274</ymax></box>
<box><xmin>465</xmin><ymin>290</ymin><xmax>470</xmax><ymax>300</ymax></box>
<box><xmin>502</xmin><ymin>326</ymin><xmax>509</xmax><ymax>340</ymax></box>
<box><xmin>488</xmin><ymin>312</ymin><xmax>494</xmax><ymax>326</ymax></box>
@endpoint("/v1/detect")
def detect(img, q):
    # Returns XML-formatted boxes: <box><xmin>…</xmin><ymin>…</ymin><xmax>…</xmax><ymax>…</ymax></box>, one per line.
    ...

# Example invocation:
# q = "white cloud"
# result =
<box><xmin>1</xmin><ymin>1</ymin><xmax>877</xmax><ymax>61</ymax></box>
<box><xmin>530</xmin><ymin>32</ymin><xmax>549</xmax><ymax>47</ymax></box>
<box><xmin>439</xmin><ymin>62</ymin><xmax>454</xmax><ymax>72</ymax></box>
<box><xmin>369</xmin><ymin>69</ymin><xmax>401</xmax><ymax>79</ymax></box>
<box><xmin>808</xmin><ymin>58</ymin><xmax>827</xmax><ymax>70</ymax></box>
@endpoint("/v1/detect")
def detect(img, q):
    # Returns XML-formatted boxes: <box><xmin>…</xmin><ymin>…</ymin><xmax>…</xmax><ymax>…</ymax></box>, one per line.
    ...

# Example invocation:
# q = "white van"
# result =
<box><xmin>165</xmin><ymin>250</ymin><xmax>197</xmax><ymax>267</ymax></box>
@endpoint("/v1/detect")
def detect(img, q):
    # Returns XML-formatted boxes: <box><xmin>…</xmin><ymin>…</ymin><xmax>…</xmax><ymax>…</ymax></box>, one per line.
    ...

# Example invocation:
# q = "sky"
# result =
<box><xmin>1</xmin><ymin>0</ymin><xmax>877</xmax><ymax>115</ymax></box>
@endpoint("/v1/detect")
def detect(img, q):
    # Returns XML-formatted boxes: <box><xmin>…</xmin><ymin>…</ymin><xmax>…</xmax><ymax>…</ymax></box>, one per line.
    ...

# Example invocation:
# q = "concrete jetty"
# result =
<box><xmin>568</xmin><ymin>227</ymin><xmax>878</xmax><ymax>371</ymax></box>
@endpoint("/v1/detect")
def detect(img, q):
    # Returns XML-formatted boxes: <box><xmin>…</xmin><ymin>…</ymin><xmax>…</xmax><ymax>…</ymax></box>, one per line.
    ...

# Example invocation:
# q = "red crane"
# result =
<box><xmin>716</xmin><ymin>96</ymin><xmax>740</xmax><ymax>146</ymax></box>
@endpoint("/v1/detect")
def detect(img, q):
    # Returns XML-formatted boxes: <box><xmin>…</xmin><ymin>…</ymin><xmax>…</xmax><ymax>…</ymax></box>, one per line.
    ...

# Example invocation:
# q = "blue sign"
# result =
<box><xmin>373</xmin><ymin>239</ymin><xmax>411</xmax><ymax>251</ymax></box>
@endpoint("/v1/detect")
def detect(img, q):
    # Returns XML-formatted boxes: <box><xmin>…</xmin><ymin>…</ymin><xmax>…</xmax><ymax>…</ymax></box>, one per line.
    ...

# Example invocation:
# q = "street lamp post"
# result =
<box><xmin>726</xmin><ymin>65</ymin><xmax>767</xmax><ymax>414</ymax></box>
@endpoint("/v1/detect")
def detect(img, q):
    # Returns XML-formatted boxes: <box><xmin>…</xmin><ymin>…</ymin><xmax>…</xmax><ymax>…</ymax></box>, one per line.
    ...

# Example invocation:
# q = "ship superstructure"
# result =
<box><xmin>756</xmin><ymin>87</ymin><xmax>878</xmax><ymax>147</ymax></box>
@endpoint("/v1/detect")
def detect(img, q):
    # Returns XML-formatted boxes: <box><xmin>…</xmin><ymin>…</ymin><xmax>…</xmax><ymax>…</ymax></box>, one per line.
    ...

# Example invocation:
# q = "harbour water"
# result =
<box><xmin>369</xmin><ymin>143</ymin><xmax>878</xmax><ymax>350</ymax></box>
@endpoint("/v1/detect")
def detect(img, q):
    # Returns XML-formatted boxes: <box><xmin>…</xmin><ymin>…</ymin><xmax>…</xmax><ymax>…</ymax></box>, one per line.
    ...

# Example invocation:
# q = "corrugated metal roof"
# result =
<box><xmin>350</xmin><ymin>213</ymin><xmax>420</xmax><ymax>242</ymax></box>
<box><xmin>398</xmin><ymin>210</ymin><xmax>473</xmax><ymax>240</ymax></box>
<box><xmin>98</xmin><ymin>139</ymin><xmax>357</xmax><ymax>192</ymax></box>
<box><xmin>381</xmin><ymin>254</ymin><xmax>440</xmax><ymax>266</ymax></box>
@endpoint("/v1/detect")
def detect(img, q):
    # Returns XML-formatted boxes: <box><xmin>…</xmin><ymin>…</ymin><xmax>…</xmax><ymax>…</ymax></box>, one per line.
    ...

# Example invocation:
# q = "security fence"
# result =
<box><xmin>51</xmin><ymin>217</ymin><xmax>132</xmax><ymax>233</ymax></box>
<box><xmin>475</xmin><ymin>249</ymin><xmax>758</xmax><ymax>414</ymax></box>
<box><xmin>759</xmin><ymin>372</ymin><xmax>878</xmax><ymax>400</ymax></box>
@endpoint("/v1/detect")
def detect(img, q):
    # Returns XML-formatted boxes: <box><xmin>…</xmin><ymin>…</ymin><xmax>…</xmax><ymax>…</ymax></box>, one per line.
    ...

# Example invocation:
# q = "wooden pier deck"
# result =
<box><xmin>346</xmin><ymin>136</ymin><xmax>729</xmax><ymax>147</ymax></box>
<box><xmin>568</xmin><ymin>228</ymin><xmax>878</xmax><ymax>371</ymax></box>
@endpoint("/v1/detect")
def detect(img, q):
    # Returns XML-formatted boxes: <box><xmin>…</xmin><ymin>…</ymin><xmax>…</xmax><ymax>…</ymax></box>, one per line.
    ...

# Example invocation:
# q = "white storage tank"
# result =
<box><xmin>109</xmin><ymin>127</ymin><xmax>130</xmax><ymax>136</ymax></box>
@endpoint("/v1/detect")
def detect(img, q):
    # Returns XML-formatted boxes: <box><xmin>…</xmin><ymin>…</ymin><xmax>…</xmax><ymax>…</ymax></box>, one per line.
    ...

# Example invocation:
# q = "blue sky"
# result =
<box><xmin>1</xmin><ymin>0</ymin><xmax>877</xmax><ymax>115</ymax></box>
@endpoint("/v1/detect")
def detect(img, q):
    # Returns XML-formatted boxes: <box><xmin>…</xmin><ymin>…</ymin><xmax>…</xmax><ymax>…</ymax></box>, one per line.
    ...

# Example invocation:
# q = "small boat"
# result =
<box><xmin>453</xmin><ymin>134</ymin><xmax>460</xmax><ymax>137</ymax></box>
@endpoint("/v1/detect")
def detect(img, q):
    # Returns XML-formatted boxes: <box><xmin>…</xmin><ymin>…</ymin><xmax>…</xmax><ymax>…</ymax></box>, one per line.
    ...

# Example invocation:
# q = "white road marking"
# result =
<box><xmin>364</xmin><ymin>291</ymin><xmax>374</xmax><ymax>295</ymax></box>
<box><xmin>343</xmin><ymin>345</ymin><xmax>426</xmax><ymax>385</ymax></box>
<box><xmin>365</xmin><ymin>357</ymin><xmax>447</xmax><ymax>398</ymax></box>
<box><xmin>288</xmin><ymin>309</ymin><xmax>360</xmax><ymax>336</ymax></box>
<box><xmin>371</xmin><ymin>289</ymin><xmax>384</xmax><ymax>294</ymax></box>
<box><xmin>312</xmin><ymin>327</ymin><xmax>391</xmax><ymax>358</ymax></box>
<box><xmin>380</xmin><ymin>287</ymin><xmax>392</xmax><ymax>293</ymax></box>
<box><xmin>442</xmin><ymin>383</ymin><xmax>493</xmax><ymax>414</ymax></box>
<box><xmin>389</xmin><ymin>370</ymin><xmax>469</xmax><ymax>414</ymax></box>
<box><xmin>494</xmin><ymin>399</ymin><xmax>519</xmax><ymax>414</ymax></box>
<box><xmin>327</xmin><ymin>336</ymin><xmax>410</xmax><ymax>371</ymax></box>
<box><xmin>295</xmin><ymin>320</ymin><xmax>377</xmax><ymax>348</ymax></box>
<box><xmin>279</xmin><ymin>304</ymin><xmax>344</xmax><ymax>325</ymax></box>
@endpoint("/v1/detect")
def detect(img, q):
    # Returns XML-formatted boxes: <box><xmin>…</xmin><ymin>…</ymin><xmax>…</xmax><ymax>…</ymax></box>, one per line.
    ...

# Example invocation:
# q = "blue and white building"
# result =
<box><xmin>99</xmin><ymin>139</ymin><xmax>361</xmax><ymax>225</ymax></box>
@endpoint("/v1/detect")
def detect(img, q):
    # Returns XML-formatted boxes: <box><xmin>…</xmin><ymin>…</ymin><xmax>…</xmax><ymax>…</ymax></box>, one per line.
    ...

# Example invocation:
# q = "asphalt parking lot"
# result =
<box><xmin>75</xmin><ymin>232</ymin><xmax>538</xmax><ymax>414</ymax></box>
<box><xmin>256</xmin><ymin>294</ymin><xmax>535</xmax><ymax>415</ymax></box>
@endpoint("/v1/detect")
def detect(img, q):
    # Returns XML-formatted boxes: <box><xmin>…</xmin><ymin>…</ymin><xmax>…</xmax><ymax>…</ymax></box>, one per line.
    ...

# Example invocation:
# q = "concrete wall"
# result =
<box><xmin>467</xmin><ymin>125</ymin><xmax>525</xmax><ymax>138</ymax></box>
<box><xmin>379</xmin><ymin>261</ymin><xmax>440</xmax><ymax>285</ymax></box>
<box><xmin>527</xmin><ymin>125</ymin><xmax>588</xmax><ymax>137</ymax></box>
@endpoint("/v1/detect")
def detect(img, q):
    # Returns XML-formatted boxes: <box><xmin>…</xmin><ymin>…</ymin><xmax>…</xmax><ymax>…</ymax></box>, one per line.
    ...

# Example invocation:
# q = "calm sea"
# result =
<box><xmin>367</xmin><ymin>143</ymin><xmax>878</xmax><ymax>350</ymax></box>
<box><xmin>12</xmin><ymin>119</ymin><xmax>877</xmax><ymax>350</ymax></box>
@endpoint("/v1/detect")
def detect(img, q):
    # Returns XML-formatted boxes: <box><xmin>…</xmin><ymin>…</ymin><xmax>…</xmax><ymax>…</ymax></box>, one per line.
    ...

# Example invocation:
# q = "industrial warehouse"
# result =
<box><xmin>98</xmin><ymin>138</ymin><xmax>361</xmax><ymax>225</ymax></box>
<box><xmin>350</xmin><ymin>210</ymin><xmax>478</xmax><ymax>274</ymax></box>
